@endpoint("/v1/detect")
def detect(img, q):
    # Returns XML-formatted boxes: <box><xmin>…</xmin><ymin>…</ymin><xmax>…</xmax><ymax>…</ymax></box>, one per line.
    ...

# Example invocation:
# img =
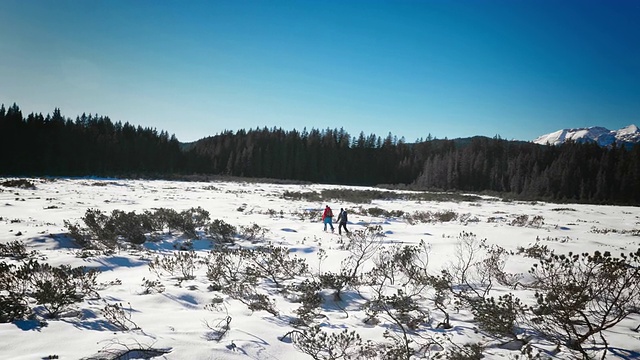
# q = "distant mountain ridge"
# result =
<box><xmin>533</xmin><ymin>125</ymin><xmax>640</xmax><ymax>147</ymax></box>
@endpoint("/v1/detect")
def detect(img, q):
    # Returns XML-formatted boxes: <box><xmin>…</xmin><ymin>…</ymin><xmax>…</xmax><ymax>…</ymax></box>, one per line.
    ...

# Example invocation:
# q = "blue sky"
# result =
<box><xmin>1</xmin><ymin>0</ymin><xmax>638</xmax><ymax>142</ymax></box>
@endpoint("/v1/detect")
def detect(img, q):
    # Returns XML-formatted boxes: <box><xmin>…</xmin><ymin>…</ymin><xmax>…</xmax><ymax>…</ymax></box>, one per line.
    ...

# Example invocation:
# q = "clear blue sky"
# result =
<box><xmin>1</xmin><ymin>0</ymin><xmax>639</xmax><ymax>142</ymax></box>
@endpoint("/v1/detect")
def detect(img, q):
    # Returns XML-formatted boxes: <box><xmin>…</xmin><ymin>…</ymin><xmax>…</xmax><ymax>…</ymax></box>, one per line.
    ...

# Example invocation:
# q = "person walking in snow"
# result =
<box><xmin>322</xmin><ymin>205</ymin><xmax>334</xmax><ymax>232</ymax></box>
<box><xmin>336</xmin><ymin>208</ymin><xmax>349</xmax><ymax>235</ymax></box>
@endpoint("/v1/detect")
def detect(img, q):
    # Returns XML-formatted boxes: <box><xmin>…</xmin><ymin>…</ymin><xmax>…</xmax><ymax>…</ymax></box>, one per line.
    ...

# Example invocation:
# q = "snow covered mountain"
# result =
<box><xmin>533</xmin><ymin>125</ymin><xmax>640</xmax><ymax>147</ymax></box>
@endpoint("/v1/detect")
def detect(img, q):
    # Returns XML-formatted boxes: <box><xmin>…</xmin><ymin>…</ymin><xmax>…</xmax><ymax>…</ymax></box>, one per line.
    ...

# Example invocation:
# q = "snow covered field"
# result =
<box><xmin>0</xmin><ymin>178</ymin><xmax>639</xmax><ymax>359</ymax></box>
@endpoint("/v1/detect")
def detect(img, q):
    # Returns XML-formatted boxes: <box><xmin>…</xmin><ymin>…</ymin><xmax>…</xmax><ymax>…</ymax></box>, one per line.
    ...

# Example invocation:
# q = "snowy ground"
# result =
<box><xmin>0</xmin><ymin>178</ymin><xmax>639</xmax><ymax>359</ymax></box>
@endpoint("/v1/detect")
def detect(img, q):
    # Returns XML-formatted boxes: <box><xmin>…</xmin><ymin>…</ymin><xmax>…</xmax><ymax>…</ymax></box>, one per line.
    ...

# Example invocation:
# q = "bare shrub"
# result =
<box><xmin>404</xmin><ymin>211</ymin><xmax>432</xmax><ymax>224</ymax></box>
<box><xmin>448</xmin><ymin>232</ymin><xmax>496</xmax><ymax>299</ymax></box>
<box><xmin>507</xmin><ymin>214</ymin><xmax>544</xmax><ymax>228</ymax></box>
<box><xmin>102</xmin><ymin>302</ymin><xmax>139</xmax><ymax>331</ymax></box>
<box><xmin>363</xmin><ymin>241</ymin><xmax>435</xmax><ymax>357</ymax></box>
<box><xmin>15</xmin><ymin>259</ymin><xmax>99</xmax><ymax>318</ymax></box>
<box><xmin>436</xmin><ymin>342</ymin><xmax>485</xmax><ymax>360</ymax></box>
<box><xmin>244</xmin><ymin>245</ymin><xmax>308</xmax><ymax>288</ymax></box>
<box><xmin>206</xmin><ymin>248</ymin><xmax>254</xmax><ymax>290</ymax></box>
<box><xmin>0</xmin><ymin>240</ymin><xmax>33</xmax><ymax>259</ymax></box>
<box><xmin>510</xmin><ymin>215</ymin><xmax>529</xmax><ymax>227</ymax></box>
<box><xmin>368</xmin><ymin>240</ymin><xmax>431</xmax><ymax>295</ymax></box>
<box><xmin>291</xmin><ymin>209</ymin><xmax>320</xmax><ymax>222</ymax></box>
<box><xmin>427</xmin><ymin>232</ymin><xmax>519</xmax><ymax>333</ymax></box>
<box><xmin>205</xmin><ymin>248</ymin><xmax>278</xmax><ymax>315</ymax></box>
<box><xmin>88</xmin><ymin>338</ymin><xmax>170</xmax><ymax>359</ymax></box>
<box><xmin>64</xmin><ymin>208</ymin><xmax>150</xmax><ymax>249</ymax></box>
<box><xmin>238</xmin><ymin>223</ymin><xmax>268</xmax><ymax>242</ymax></box>
<box><xmin>320</xmin><ymin>225</ymin><xmax>384</xmax><ymax>302</ymax></box>
<box><xmin>262</xmin><ymin>208</ymin><xmax>284</xmax><ymax>218</ymax></box>
<box><xmin>203</xmin><ymin>313</ymin><xmax>232</xmax><ymax>341</ymax></box>
<box><xmin>280</xmin><ymin>325</ymin><xmax>378</xmax><ymax>360</ymax></box>
<box><xmin>148</xmin><ymin>251</ymin><xmax>202</xmax><ymax>281</ymax></box>
<box><xmin>528</xmin><ymin>215</ymin><xmax>544</xmax><ymax>228</ymax></box>
<box><xmin>458</xmin><ymin>213</ymin><xmax>479</xmax><ymax>224</ymax></box>
<box><xmin>226</xmin><ymin>281</ymin><xmax>278</xmax><ymax>316</ymax></box>
<box><xmin>0</xmin><ymin>291</ymin><xmax>29</xmax><ymax>323</ymax></box>
<box><xmin>428</xmin><ymin>271</ymin><xmax>453</xmax><ymax>329</ymax></box>
<box><xmin>522</xmin><ymin>247</ymin><xmax>640</xmax><ymax>358</ymax></box>
<box><xmin>205</xmin><ymin>244</ymin><xmax>307</xmax><ymax>315</ymax></box>
<box><xmin>140</xmin><ymin>277</ymin><xmax>165</xmax><ymax>294</ymax></box>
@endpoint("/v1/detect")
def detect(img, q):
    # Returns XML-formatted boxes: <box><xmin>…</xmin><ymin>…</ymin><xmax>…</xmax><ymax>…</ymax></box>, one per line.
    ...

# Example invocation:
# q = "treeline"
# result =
<box><xmin>188</xmin><ymin>127</ymin><xmax>430</xmax><ymax>185</ymax></box>
<box><xmin>2</xmin><ymin>103</ymin><xmax>639</xmax><ymax>204</ymax></box>
<box><xmin>188</xmin><ymin>128</ymin><xmax>640</xmax><ymax>204</ymax></box>
<box><xmin>0</xmin><ymin>103</ymin><xmax>205</xmax><ymax>176</ymax></box>
<box><xmin>415</xmin><ymin>136</ymin><xmax>640</xmax><ymax>204</ymax></box>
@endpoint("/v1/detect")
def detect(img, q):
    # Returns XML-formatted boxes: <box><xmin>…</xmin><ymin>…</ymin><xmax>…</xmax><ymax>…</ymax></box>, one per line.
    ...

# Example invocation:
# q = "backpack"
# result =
<box><xmin>327</xmin><ymin>208</ymin><xmax>333</xmax><ymax>217</ymax></box>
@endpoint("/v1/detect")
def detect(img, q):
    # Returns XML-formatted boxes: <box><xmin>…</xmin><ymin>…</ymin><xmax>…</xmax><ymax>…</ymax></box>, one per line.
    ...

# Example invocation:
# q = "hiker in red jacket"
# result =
<box><xmin>321</xmin><ymin>205</ymin><xmax>334</xmax><ymax>232</ymax></box>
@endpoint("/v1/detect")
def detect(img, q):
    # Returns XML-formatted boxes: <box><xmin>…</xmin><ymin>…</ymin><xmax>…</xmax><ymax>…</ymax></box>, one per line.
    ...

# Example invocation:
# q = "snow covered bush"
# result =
<box><xmin>0</xmin><ymin>262</ymin><xmax>30</xmax><ymax>322</ymax></box>
<box><xmin>64</xmin><ymin>208</ymin><xmax>118</xmax><ymax>249</ymax></box>
<box><xmin>152</xmin><ymin>207</ymin><xmax>210</xmax><ymax>239</ymax></box>
<box><xmin>289</xmin><ymin>278</ymin><xmax>323</xmax><ymax>325</ymax></box>
<box><xmin>109</xmin><ymin>210</ymin><xmax>150</xmax><ymax>245</ymax></box>
<box><xmin>5</xmin><ymin>259</ymin><xmax>98</xmax><ymax>318</ymax></box>
<box><xmin>469</xmin><ymin>293</ymin><xmax>525</xmax><ymax>339</ymax></box>
<box><xmin>176</xmin><ymin>206</ymin><xmax>210</xmax><ymax>238</ymax></box>
<box><xmin>0</xmin><ymin>240</ymin><xmax>32</xmax><ymax>259</ymax></box>
<box><xmin>65</xmin><ymin>207</ymin><xmax>216</xmax><ymax>249</ymax></box>
<box><xmin>206</xmin><ymin>219</ymin><xmax>236</xmax><ymax>243</ymax></box>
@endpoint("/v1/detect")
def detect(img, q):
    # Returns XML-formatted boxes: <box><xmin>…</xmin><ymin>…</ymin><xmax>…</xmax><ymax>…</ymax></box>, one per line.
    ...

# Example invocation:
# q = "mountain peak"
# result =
<box><xmin>619</xmin><ymin>124</ymin><xmax>639</xmax><ymax>135</ymax></box>
<box><xmin>533</xmin><ymin>125</ymin><xmax>640</xmax><ymax>148</ymax></box>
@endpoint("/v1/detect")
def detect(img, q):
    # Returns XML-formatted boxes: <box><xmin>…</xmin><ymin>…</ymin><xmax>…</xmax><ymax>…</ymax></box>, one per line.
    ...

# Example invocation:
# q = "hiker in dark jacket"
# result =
<box><xmin>336</xmin><ymin>208</ymin><xmax>349</xmax><ymax>235</ymax></box>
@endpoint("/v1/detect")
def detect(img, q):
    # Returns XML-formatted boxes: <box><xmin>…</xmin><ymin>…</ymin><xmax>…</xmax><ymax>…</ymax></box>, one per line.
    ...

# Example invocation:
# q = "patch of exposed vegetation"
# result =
<box><xmin>0</xmin><ymin>179</ymin><xmax>36</xmax><ymax>189</ymax></box>
<box><xmin>282</xmin><ymin>188</ymin><xmax>483</xmax><ymax>204</ymax></box>
<box><xmin>590</xmin><ymin>227</ymin><xmax>640</xmax><ymax>236</ymax></box>
<box><xmin>282</xmin><ymin>190</ymin><xmax>322</xmax><ymax>202</ymax></box>
<box><xmin>64</xmin><ymin>207</ymin><xmax>237</xmax><ymax>249</ymax></box>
